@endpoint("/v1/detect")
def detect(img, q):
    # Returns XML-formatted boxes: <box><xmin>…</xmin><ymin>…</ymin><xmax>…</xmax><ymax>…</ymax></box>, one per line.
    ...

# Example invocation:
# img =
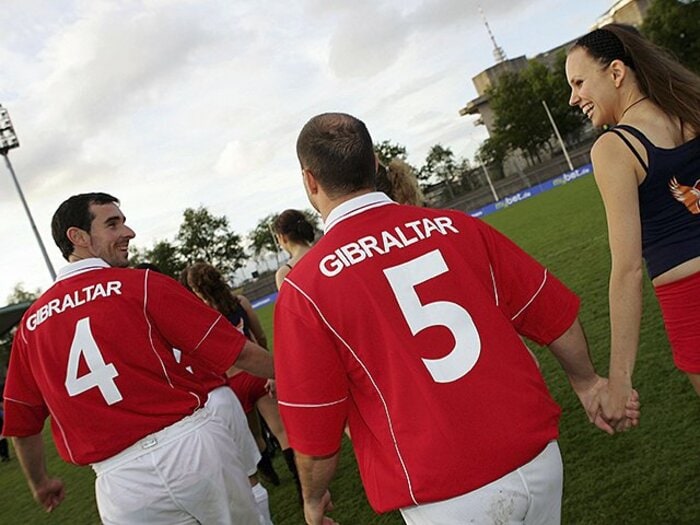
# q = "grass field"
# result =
<box><xmin>1</xmin><ymin>175</ymin><xmax>698</xmax><ymax>524</ymax></box>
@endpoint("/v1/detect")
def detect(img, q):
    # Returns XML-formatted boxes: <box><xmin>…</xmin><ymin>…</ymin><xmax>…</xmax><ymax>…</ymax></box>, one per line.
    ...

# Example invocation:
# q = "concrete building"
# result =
<box><xmin>460</xmin><ymin>0</ymin><xmax>650</xmax><ymax>137</ymax></box>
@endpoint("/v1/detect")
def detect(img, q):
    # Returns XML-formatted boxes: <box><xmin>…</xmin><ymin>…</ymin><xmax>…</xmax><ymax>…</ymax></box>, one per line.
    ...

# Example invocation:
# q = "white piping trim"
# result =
<box><xmin>3</xmin><ymin>396</ymin><xmax>38</xmax><ymax>407</ymax></box>
<box><xmin>489</xmin><ymin>264</ymin><xmax>499</xmax><ymax>306</ymax></box>
<box><xmin>284</xmin><ymin>278</ymin><xmax>419</xmax><ymax>506</ymax></box>
<box><xmin>511</xmin><ymin>269</ymin><xmax>548</xmax><ymax>321</ymax></box>
<box><xmin>278</xmin><ymin>397</ymin><xmax>348</xmax><ymax>409</ymax></box>
<box><xmin>44</xmin><ymin>398</ymin><xmax>76</xmax><ymax>464</ymax></box>
<box><xmin>193</xmin><ymin>316</ymin><xmax>223</xmax><ymax>352</ymax></box>
<box><xmin>143</xmin><ymin>271</ymin><xmax>175</xmax><ymax>388</ymax></box>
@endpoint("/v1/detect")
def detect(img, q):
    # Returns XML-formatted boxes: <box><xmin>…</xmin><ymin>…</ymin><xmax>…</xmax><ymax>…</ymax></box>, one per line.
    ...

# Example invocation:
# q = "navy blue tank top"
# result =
<box><xmin>605</xmin><ymin>124</ymin><xmax>700</xmax><ymax>279</ymax></box>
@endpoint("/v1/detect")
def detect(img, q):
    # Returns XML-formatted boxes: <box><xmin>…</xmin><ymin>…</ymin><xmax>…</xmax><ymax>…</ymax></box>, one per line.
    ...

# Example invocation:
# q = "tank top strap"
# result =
<box><xmin>604</xmin><ymin>125</ymin><xmax>649</xmax><ymax>173</ymax></box>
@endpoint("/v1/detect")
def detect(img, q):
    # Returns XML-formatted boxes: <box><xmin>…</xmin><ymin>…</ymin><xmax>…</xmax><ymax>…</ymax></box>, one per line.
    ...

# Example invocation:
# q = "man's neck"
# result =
<box><xmin>319</xmin><ymin>188</ymin><xmax>373</xmax><ymax>222</ymax></box>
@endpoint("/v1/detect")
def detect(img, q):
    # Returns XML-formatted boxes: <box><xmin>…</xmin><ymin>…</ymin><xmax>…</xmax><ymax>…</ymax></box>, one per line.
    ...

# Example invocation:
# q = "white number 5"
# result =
<box><xmin>65</xmin><ymin>317</ymin><xmax>123</xmax><ymax>405</ymax></box>
<box><xmin>384</xmin><ymin>249</ymin><xmax>481</xmax><ymax>383</ymax></box>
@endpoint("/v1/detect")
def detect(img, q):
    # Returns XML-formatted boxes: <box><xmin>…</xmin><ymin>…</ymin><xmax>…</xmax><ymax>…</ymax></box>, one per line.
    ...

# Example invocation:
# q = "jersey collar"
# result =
<box><xmin>56</xmin><ymin>258</ymin><xmax>112</xmax><ymax>282</ymax></box>
<box><xmin>324</xmin><ymin>192</ymin><xmax>395</xmax><ymax>234</ymax></box>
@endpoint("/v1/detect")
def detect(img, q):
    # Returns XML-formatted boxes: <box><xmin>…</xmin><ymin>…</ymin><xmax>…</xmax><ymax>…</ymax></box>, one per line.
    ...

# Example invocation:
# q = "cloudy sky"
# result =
<box><xmin>0</xmin><ymin>0</ymin><xmax>611</xmax><ymax>299</ymax></box>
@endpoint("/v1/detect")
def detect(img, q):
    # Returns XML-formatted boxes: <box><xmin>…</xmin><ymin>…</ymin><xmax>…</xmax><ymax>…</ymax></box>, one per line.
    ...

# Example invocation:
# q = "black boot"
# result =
<box><xmin>257</xmin><ymin>448</ymin><xmax>280</xmax><ymax>486</ymax></box>
<box><xmin>283</xmin><ymin>448</ymin><xmax>303</xmax><ymax>505</ymax></box>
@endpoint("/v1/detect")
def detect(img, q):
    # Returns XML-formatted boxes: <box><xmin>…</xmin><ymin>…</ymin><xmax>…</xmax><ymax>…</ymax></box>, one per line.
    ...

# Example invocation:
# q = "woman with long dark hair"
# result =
<box><xmin>566</xmin><ymin>23</ymin><xmax>700</xmax><ymax>428</ymax></box>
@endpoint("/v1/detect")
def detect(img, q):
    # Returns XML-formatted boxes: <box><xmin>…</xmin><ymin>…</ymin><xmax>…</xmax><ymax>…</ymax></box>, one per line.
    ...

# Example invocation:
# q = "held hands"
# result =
<box><xmin>33</xmin><ymin>477</ymin><xmax>66</xmax><ymax>512</ymax></box>
<box><xmin>597</xmin><ymin>379</ymin><xmax>641</xmax><ymax>433</ymax></box>
<box><xmin>573</xmin><ymin>375</ymin><xmax>640</xmax><ymax>435</ymax></box>
<box><xmin>304</xmin><ymin>490</ymin><xmax>339</xmax><ymax>525</ymax></box>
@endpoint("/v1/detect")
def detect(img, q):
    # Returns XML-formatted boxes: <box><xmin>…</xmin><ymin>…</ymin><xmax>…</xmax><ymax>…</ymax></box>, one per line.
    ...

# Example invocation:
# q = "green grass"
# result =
<box><xmin>2</xmin><ymin>175</ymin><xmax>698</xmax><ymax>524</ymax></box>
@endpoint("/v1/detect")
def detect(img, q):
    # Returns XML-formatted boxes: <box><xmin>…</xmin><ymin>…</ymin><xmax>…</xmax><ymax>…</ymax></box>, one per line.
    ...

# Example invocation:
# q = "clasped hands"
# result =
<box><xmin>574</xmin><ymin>376</ymin><xmax>640</xmax><ymax>435</ymax></box>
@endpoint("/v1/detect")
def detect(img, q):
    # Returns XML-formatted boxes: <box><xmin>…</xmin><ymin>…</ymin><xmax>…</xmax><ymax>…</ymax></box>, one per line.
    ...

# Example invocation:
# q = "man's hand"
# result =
<box><xmin>304</xmin><ymin>490</ymin><xmax>338</xmax><ymax>525</ymax></box>
<box><xmin>598</xmin><ymin>379</ymin><xmax>641</xmax><ymax>432</ymax></box>
<box><xmin>33</xmin><ymin>477</ymin><xmax>66</xmax><ymax>512</ymax></box>
<box><xmin>571</xmin><ymin>375</ymin><xmax>640</xmax><ymax>434</ymax></box>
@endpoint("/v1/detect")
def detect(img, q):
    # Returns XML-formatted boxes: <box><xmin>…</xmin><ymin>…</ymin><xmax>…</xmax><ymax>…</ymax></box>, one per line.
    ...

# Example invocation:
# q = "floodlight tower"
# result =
<box><xmin>1</xmin><ymin>104</ymin><xmax>56</xmax><ymax>280</ymax></box>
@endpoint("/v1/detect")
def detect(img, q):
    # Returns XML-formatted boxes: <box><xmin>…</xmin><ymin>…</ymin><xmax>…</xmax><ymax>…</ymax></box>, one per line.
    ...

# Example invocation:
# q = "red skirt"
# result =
<box><xmin>227</xmin><ymin>372</ymin><xmax>269</xmax><ymax>413</ymax></box>
<box><xmin>655</xmin><ymin>271</ymin><xmax>700</xmax><ymax>374</ymax></box>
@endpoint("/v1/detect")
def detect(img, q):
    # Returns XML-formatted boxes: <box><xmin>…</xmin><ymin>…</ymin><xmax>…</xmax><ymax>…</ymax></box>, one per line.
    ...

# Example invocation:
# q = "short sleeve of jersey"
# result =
<box><xmin>143</xmin><ymin>271</ymin><xmax>246</xmax><ymax>374</ymax></box>
<box><xmin>2</xmin><ymin>328</ymin><xmax>50</xmax><ymax>436</ymax></box>
<box><xmin>476</xmin><ymin>219</ymin><xmax>580</xmax><ymax>345</ymax></box>
<box><xmin>274</xmin><ymin>287</ymin><xmax>349</xmax><ymax>457</ymax></box>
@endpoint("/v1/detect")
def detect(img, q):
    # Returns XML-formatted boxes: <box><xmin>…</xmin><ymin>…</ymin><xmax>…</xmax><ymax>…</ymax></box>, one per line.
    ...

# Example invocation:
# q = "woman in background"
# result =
<box><xmin>273</xmin><ymin>210</ymin><xmax>316</xmax><ymax>290</ymax></box>
<box><xmin>566</xmin><ymin>24</ymin><xmax>700</xmax><ymax>429</ymax></box>
<box><xmin>376</xmin><ymin>158</ymin><xmax>426</xmax><ymax>206</ymax></box>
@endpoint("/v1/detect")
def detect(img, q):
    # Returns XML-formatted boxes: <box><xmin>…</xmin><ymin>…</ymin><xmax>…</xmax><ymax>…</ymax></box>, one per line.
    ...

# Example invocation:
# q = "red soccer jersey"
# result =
<box><xmin>274</xmin><ymin>193</ymin><xmax>579</xmax><ymax>513</ymax></box>
<box><xmin>2</xmin><ymin>259</ymin><xmax>246</xmax><ymax>465</ymax></box>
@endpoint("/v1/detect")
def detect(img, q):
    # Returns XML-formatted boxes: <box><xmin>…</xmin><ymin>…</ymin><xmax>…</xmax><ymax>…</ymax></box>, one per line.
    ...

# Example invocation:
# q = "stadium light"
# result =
<box><xmin>541</xmin><ymin>100</ymin><xmax>574</xmax><ymax>172</ymax></box>
<box><xmin>1</xmin><ymin>104</ymin><xmax>57</xmax><ymax>280</ymax></box>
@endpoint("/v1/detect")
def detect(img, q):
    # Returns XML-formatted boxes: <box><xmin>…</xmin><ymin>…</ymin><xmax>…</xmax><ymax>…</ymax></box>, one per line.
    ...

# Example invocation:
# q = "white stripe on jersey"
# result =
<box><xmin>278</xmin><ymin>397</ymin><xmax>348</xmax><ymax>409</ymax></box>
<box><xmin>43</xmin><ymin>396</ymin><xmax>76</xmax><ymax>464</ymax></box>
<box><xmin>143</xmin><ymin>270</ymin><xmax>175</xmax><ymax>389</ymax></box>
<box><xmin>193</xmin><ymin>315</ymin><xmax>224</xmax><ymax>352</ymax></box>
<box><xmin>283</xmin><ymin>278</ymin><xmax>419</xmax><ymax>506</ymax></box>
<box><xmin>511</xmin><ymin>269</ymin><xmax>548</xmax><ymax>321</ymax></box>
<box><xmin>489</xmin><ymin>264</ymin><xmax>499</xmax><ymax>306</ymax></box>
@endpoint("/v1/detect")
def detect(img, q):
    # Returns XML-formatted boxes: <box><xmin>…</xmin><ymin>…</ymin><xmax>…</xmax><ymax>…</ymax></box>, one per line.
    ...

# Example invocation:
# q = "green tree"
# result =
<box><xmin>248</xmin><ymin>213</ymin><xmax>281</xmax><ymax>261</ymax></box>
<box><xmin>643</xmin><ymin>0</ymin><xmax>700</xmax><ymax>73</ymax></box>
<box><xmin>419</xmin><ymin>144</ymin><xmax>459</xmax><ymax>198</ymax></box>
<box><xmin>130</xmin><ymin>240</ymin><xmax>186</xmax><ymax>279</ymax></box>
<box><xmin>5</xmin><ymin>283</ymin><xmax>40</xmax><ymax>305</ymax></box>
<box><xmin>374</xmin><ymin>140</ymin><xmax>407</xmax><ymax>166</ymax></box>
<box><xmin>177</xmin><ymin>207</ymin><xmax>247</xmax><ymax>279</ymax></box>
<box><xmin>487</xmin><ymin>55</ymin><xmax>586</xmax><ymax>166</ymax></box>
<box><xmin>1</xmin><ymin>283</ymin><xmax>41</xmax><ymax>369</ymax></box>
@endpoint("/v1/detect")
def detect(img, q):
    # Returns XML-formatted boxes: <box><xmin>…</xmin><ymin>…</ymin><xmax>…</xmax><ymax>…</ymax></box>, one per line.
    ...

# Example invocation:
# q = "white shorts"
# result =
<box><xmin>400</xmin><ymin>441</ymin><xmax>563</xmax><ymax>525</ymax></box>
<box><xmin>206</xmin><ymin>385</ymin><xmax>261</xmax><ymax>477</ymax></box>
<box><xmin>92</xmin><ymin>407</ymin><xmax>264</xmax><ymax>525</ymax></box>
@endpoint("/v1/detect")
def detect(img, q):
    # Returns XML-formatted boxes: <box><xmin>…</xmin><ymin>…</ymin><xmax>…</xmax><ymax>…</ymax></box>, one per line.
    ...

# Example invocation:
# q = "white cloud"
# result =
<box><xmin>0</xmin><ymin>0</ymin><xmax>612</xmax><ymax>300</ymax></box>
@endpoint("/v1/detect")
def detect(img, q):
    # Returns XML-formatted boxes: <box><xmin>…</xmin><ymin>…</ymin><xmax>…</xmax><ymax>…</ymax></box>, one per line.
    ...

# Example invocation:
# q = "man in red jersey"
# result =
<box><xmin>273</xmin><ymin>113</ymin><xmax>640</xmax><ymax>525</ymax></box>
<box><xmin>2</xmin><ymin>193</ymin><xmax>273</xmax><ymax>524</ymax></box>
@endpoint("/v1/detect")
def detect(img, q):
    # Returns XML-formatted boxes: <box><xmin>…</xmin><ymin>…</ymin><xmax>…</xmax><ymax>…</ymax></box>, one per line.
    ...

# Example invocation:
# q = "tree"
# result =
<box><xmin>5</xmin><ymin>283</ymin><xmax>40</xmax><ymax>305</ymax></box>
<box><xmin>545</xmin><ymin>51</ymin><xmax>588</xmax><ymax>142</ymax></box>
<box><xmin>177</xmin><ymin>207</ymin><xmax>247</xmax><ymax>279</ymax></box>
<box><xmin>249</xmin><ymin>213</ymin><xmax>281</xmax><ymax>262</ymax></box>
<box><xmin>419</xmin><ymin>145</ymin><xmax>459</xmax><ymax>198</ymax></box>
<box><xmin>130</xmin><ymin>240</ymin><xmax>186</xmax><ymax>279</ymax></box>
<box><xmin>643</xmin><ymin>0</ymin><xmax>700</xmax><ymax>73</ymax></box>
<box><xmin>486</xmin><ymin>55</ymin><xmax>586</xmax><ymax>165</ymax></box>
<box><xmin>374</xmin><ymin>140</ymin><xmax>407</xmax><ymax>166</ymax></box>
<box><xmin>1</xmin><ymin>283</ymin><xmax>41</xmax><ymax>369</ymax></box>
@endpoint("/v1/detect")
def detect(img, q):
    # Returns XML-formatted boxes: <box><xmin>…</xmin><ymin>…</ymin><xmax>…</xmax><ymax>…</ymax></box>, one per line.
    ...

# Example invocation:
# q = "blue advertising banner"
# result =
<box><xmin>469</xmin><ymin>163</ymin><xmax>592</xmax><ymax>218</ymax></box>
<box><xmin>252</xmin><ymin>292</ymin><xmax>278</xmax><ymax>310</ymax></box>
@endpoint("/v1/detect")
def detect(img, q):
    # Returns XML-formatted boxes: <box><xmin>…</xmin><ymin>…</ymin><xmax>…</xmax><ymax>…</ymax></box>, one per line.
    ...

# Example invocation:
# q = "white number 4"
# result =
<box><xmin>384</xmin><ymin>249</ymin><xmax>481</xmax><ymax>383</ymax></box>
<box><xmin>65</xmin><ymin>317</ymin><xmax>123</xmax><ymax>405</ymax></box>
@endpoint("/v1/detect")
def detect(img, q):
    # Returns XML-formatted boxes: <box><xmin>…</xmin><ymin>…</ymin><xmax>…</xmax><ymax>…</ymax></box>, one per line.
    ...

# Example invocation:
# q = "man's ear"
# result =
<box><xmin>609</xmin><ymin>59</ymin><xmax>627</xmax><ymax>88</ymax></box>
<box><xmin>66</xmin><ymin>226</ymin><xmax>90</xmax><ymax>250</ymax></box>
<box><xmin>303</xmin><ymin>168</ymin><xmax>320</xmax><ymax>196</ymax></box>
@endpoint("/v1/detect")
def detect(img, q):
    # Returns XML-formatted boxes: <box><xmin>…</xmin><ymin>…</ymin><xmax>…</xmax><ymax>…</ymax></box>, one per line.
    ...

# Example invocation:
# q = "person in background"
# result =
<box><xmin>376</xmin><ymin>158</ymin><xmax>426</xmax><ymax>206</ymax></box>
<box><xmin>273</xmin><ymin>210</ymin><xmax>316</xmax><ymax>290</ymax></box>
<box><xmin>566</xmin><ymin>24</ymin><xmax>700</xmax><ymax>428</ymax></box>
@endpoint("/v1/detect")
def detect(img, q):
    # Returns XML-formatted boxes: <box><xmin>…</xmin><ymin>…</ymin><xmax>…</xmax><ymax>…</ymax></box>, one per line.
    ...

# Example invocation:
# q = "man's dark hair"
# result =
<box><xmin>51</xmin><ymin>193</ymin><xmax>119</xmax><ymax>260</ymax></box>
<box><xmin>296</xmin><ymin>113</ymin><xmax>376</xmax><ymax>198</ymax></box>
